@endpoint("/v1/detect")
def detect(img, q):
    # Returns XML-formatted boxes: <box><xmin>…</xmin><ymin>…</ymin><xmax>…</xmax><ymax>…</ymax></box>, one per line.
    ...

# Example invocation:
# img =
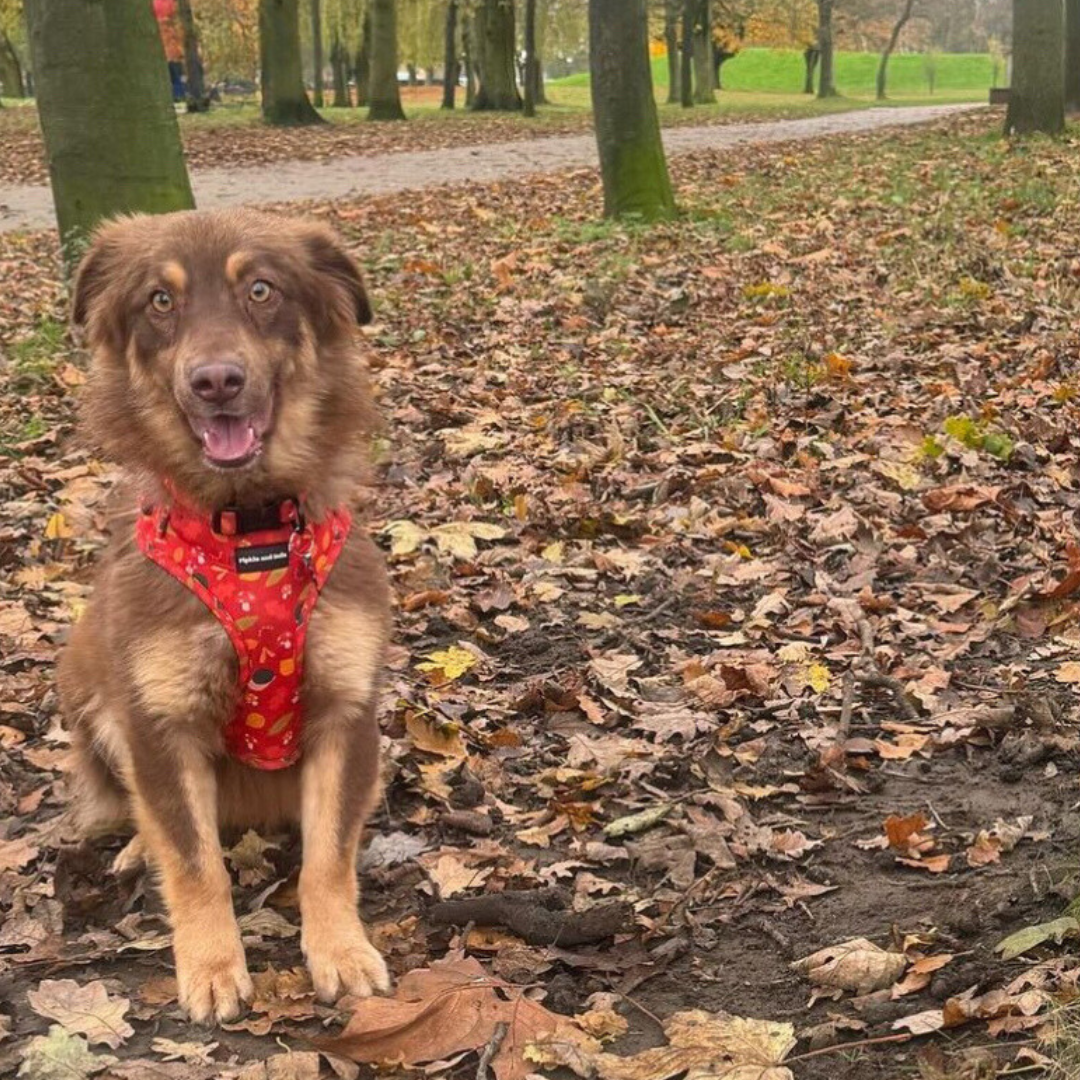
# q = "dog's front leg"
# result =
<box><xmin>127</xmin><ymin>723</ymin><xmax>252</xmax><ymax>1022</ymax></box>
<box><xmin>299</xmin><ymin>705</ymin><xmax>389</xmax><ymax>1002</ymax></box>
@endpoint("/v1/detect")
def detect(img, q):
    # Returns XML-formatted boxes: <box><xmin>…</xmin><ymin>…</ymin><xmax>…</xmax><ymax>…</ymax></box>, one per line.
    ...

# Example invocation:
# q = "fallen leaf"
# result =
<box><xmin>26</xmin><ymin>979</ymin><xmax>133</xmax><ymax>1049</ymax></box>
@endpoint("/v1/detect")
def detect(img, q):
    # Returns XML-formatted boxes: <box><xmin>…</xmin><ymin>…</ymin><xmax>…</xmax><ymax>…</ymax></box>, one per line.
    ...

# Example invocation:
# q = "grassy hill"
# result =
<box><xmin>554</xmin><ymin>47</ymin><xmax>998</xmax><ymax>102</ymax></box>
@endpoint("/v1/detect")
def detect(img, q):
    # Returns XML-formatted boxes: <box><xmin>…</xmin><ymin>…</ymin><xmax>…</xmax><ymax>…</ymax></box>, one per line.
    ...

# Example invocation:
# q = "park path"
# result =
<box><xmin>0</xmin><ymin>103</ymin><xmax>982</xmax><ymax>234</ymax></box>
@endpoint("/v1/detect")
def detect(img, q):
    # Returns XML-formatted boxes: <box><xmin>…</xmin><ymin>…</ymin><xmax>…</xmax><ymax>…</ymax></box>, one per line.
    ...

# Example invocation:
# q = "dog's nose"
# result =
<box><xmin>189</xmin><ymin>362</ymin><xmax>246</xmax><ymax>405</ymax></box>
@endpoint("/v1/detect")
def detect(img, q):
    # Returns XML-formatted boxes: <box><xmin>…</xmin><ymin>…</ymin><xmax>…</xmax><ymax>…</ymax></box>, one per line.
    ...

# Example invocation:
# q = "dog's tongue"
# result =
<box><xmin>202</xmin><ymin>416</ymin><xmax>256</xmax><ymax>462</ymax></box>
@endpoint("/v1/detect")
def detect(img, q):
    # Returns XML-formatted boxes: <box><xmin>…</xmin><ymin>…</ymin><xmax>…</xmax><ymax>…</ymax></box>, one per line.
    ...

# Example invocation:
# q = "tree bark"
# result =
<box><xmin>1067</xmin><ymin>0</ymin><xmax>1080</xmax><ymax>112</ymax></box>
<box><xmin>354</xmin><ymin>12</ymin><xmax>371</xmax><ymax>107</ymax></box>
<box><xmin>523</xmin><ymin>0</ymin><xmax>537</xmax><ymax>116</ymax></box>
<box><xmin>25</xmin><ymin>0</ymin><xmax>194</xmax><ymax>260</ymax></box>
<box><xmin>176</xmin><ymin>0</ymin><xmax>210</xmax><ymax>112</ymax></box>
<box><xmin>331</xmin><ymin>33</ymin><xmax>350</xmax><ymax>106</ymax></box>
<box><xmin>803</xmin><ymin>46</ymin><xmax>820</xmax><ymax>94</ymax></box>
<box><xmin>0</xmin><ymin>31</ymin><xmax>25</xmax><ymax>98</ymax></box>
<box><xmin>463</xmin><ymin>15</ymin><xmax>477</xmax><ymax>107</ymax></box>
<box><xmin>680</xmin><ymin>0</ymin><xmax>694</xmax><ymax>107</ymax></box>
<box><xmin>664</xmin><ymin>0</ymin><xmax>680</xmax><ymax>104</ymax></box>
<box><xmin>473</xmin><ymin>0</ymin><xmax>520</xmax><ymax>110</ymax></box>
<box><xmin>713</xmin><ymin>45</ymin><xmax>735</xmax><ymax>90</ymax></box>
<box><xmin>260</xmin><ymin>0</ymin><xmax>324</xmax><ymax>124</ymax></box>
<box><xmin>368</xmin><ymin>0</ymin><xmax>406</xmax><ymax>120</ymax></box>
<box><xmin>877</xmin><ymin>0</ymin><xmax>916</xmax><ymax>101</ymax></box>
<box><xmin>816</xmin><ymin>0</ymin><xmax>837</xmax><ymax>98</ymax></box>
<box><xmin>310</xmin><ymin>0</ymin><xmax>324</xmax><ymax>107</ymax></box>
<box><xmin>442</xmin><ymin>0</ymin><xmax>458</xmax><ymax>109</ymax></box>
<box><xmin>692</xmin><ymin>0</ymin><xmax>714</xmax><ymax>103</ymax></box>
<box><xmin>588</xmin><ymin>0</ymin><xmax>675</xmax><ymax>221</ymax></box>
<box><xmin>1006</xmin><ymin>0</ymin><xmax>1065</xmax><ymax>135</ymax></box>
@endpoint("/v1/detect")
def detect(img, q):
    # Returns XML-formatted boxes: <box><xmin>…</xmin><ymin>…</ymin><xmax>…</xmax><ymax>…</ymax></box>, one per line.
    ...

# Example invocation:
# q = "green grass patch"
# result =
<box><xmin>9</xmin><ymin>317</ymin><xmax>66</xmax><ymax>391</ymax></box>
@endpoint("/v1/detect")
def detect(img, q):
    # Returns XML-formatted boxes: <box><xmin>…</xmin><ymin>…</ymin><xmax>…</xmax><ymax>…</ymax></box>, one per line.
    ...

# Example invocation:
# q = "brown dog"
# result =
<box><xmin>60</xmin><ymin>208</ymin><xmax>390</xmax><ymax>1023</ymax></box>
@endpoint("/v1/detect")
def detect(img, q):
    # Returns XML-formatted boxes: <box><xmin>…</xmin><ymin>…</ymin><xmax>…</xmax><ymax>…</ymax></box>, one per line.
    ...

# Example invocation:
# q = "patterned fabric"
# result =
<box><xmin>135</xmin><ymin>495</ymin><xmax>351</xmax><ymax>770</ymax></box>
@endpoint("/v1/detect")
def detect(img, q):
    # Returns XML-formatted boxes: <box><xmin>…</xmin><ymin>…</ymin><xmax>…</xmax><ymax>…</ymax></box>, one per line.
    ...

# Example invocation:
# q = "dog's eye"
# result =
<box><xmin>150</xmin><ymin>289</ymin><xmax>173</xmax><ymax>314</ymax></box>
<box><xmin>249</xmin><ymin>280</ymin><xmax>273</xmax><ymax>304</ymax></box>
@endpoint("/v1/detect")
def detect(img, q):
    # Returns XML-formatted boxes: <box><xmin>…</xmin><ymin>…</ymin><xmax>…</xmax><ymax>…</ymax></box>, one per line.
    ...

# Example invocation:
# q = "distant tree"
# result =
<box><xmin>1005</xmin><ymin>0</ymin><xmax>1065</xmax><ymax>135</ymax></box>
<box><xmin>692</xmin><ymin>0</ymin><xmax>714</xmax><ymax>102</ymax></box>
<box><xmin>816</xmin><ymin>0</ymin><xmax>837</xmax><ymax>97</ymax></box>
<box><xmin>802</xmin><ymin>44</ymin><xmax>819</xmax><ymax>92</ymax></box>
<box><xmin>473</xmin><ymin>0</ymin><xmax>520</xmax><ymax>110</ymax></box>
<box><xmin>25</xmin><ymin>0</ymin><xmax>194</xmax><ymax>259</ymax></box>
<box><xmin>664</xmin><ymin>0</ymin><xmax>681</xmax><ymax>103</ymax></box>
<box><xmin>680</xmin><ymin>0</ymin><xmax>694</xmax><ymax>106</ymax></box>
<box><xmin>330</xmin><ymin>31</ymin><xmax>349</xmax><ymax>104</ymax></box>
<box><xmin>876</xmin><ymin>0</ymin><xmax>915</xmax><ymax>100</ymax></box>
<box><xmin>177</xmin><ymin>0</ymin><xmax>210</xmax><ymax>111</ymax></box>
<box><xmin>368</xmin><ymin>0</ymin><xmax>405</xmax><ymax>119</ymax></box>
<box><xmin>260</xmin><ymin>0</ymin><xmax>324</xmax><ymax>123</ymax></box>
<box><xmin>1067</xmin><ymin>0</ymin><xmax>1080</xmax><ymax>112</ymax></box>
<box><xmin>442</xmin><ymin>0</ymin><xmax>458</xmax><ymax>108</ymax></box>
<box><xmin>0</xmin><ymin>28</ymin><xmax>24</xmax><ymax>97</ymax></box>
<box><xmin>354</xmin><ymin>10</ymin><xmax>371</xmax><ymax>107</ymax></box>
<box><xmin>310</xmin><ymin>0</ymin><xmax>324</xmax><ymax>106</ymax></box>
<box><xmin>462</xmin><ymin>12</ymin><xmax>477</xmax><ymax>106</ymax></box>
<box><xmin>523</xmin><ymin>0</ymin><xmax>538</xmax><ymax>115</ymax></box>
<box><xmin>589</xmin><ymin>0</ymin><xmax>675</xmax><ymax>220</ymax></box>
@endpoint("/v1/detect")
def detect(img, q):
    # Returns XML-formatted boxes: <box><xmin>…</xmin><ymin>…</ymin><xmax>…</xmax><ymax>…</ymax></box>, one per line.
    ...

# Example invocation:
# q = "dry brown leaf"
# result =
<box><xmin>27</xmin><ymin>978</ymin><xmax>134</xmax><ymax>1049</ymax></box>
<box><xmin>792</xmin><ymin>938</ymin><xmax>907</xmax><ymax>995</ymax></box>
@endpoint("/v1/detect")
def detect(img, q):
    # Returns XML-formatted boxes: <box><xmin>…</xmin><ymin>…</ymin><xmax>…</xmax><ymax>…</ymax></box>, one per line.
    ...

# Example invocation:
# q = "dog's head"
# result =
<box><xmin>72</xmin><ymin>208</ymin><xmax>375</xmax><ymax>508</ymax></box>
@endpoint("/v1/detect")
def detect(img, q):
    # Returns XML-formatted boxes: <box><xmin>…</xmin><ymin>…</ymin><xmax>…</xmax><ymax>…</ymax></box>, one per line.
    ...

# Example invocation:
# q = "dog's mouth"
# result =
<box><xmin>190</xmin><ymin>410</ymin><xmax>271</xmax><ymax>470</ymax></box>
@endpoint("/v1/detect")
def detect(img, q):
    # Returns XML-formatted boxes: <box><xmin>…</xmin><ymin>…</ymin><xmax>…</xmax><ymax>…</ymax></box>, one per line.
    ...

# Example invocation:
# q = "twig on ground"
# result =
<box><xmin>476</xmin><ymin>1022</ymin><xmax>508</xmax><ymax>1080</ymax></box>
<box><xmin>857</xmin><ymin>672</ymin><xmax>922</xmax><ymax>723</ymax></box>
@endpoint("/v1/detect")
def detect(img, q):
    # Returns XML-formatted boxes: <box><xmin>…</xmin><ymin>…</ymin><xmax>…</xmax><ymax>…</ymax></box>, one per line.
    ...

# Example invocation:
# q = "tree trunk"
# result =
<box><xmin>463</xmin><ymin>15</ymin><xmax>477</xmax><ymax>107</ymax></box>
<box><xmin>0</xmin><ymin>31</ymin><xmax>25</xmax><ymax>98</ymax></box>
<box><xmin>713</xmin><ymin>46</ymin><xmax>734</xmax><ymax>90</ymax></box>
<box><xmin>368</xmin><ymin>0</ymin><xmax>405</xmax><ymax>120</ymax></box>
<box><xmin>816</xmin><ymin>0</ymin><xmax>836</xmax><ymax>98</ymax></box>
<box><xmin>803</xmin><ymin>46</ymin><xmax>819</xmax><ymax>94</ymax></box>
<box><xmin>331</xmin><ymin>33</ymin><xmax>350</xmax><ymax>106</ymax></box>
<box><xmin>680</xmin><ymin>0</ymin><xmax>694</xmax><ymax>107</ymax></box>
<box><xmin>407</xmin><ymin>62</ymin><xmax>418</xmax><ymax>85</ymax></box>
<box><xmin>442</xmin><ymin>0</ymin><xmax>458</xmax><ymax>109</ymax></box>
<box><xmin>877</xmin><ymin>0</ymin><xmax>915</xmax><ymax>101</ymax></box>
<box><xmin>664</xmin><ymin>0</ymin><xmax>680</xmax><ymax>104</ymax></box>
<box><xmin>176</xmin><ymin>0</ymin><xmax>210</xmax><ymax>112</ymax></box>
<box><xmin>260</xmin><ymin>0</ymin><xmax>324</xmax><ymax>124</ymax></box>
<box><xmin>692</xmin><ymin>0</ymin><xmax>714</xmax><ymax>103</ymax></box>
<box><xmin>1067</xmin><ymin>0</ymin><xmax>1080</xmax><ymax>112</ymax></box>
<box><xmin>310</xmin><ymin>0</ymin><xmax>324</xmax><ymax>107</ymax></box>
<box><xmin>25</xmin><ymin>0</ymin><xmax>194</xmax><ymax>260</ymax></box>
<box><xmin>1006</xmin><ymin>0</ymin><xmax>1065</xmax><ymax>135</ymax></box>
<box><xmin>588</xmin><ymin>0</ymin><xmax>675</xmax><ymax>221</ymax></box>
<box><xmin>523</xmin><ymin>0</ymin><xmax>537</xmax><ymax>116</ymax></box>
<box><xmin>354</xmin><ymin>12</ymin><xmax>371</xmax><ymax>107</ymax></box>
<box><xmin>473</xmin><ymin>0</ymin><xmax>520</xmax><ymax>110</ymax></box>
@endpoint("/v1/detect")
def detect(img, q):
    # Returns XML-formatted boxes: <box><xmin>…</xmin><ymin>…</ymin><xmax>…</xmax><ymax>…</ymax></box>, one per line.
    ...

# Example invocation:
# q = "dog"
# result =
<box><xmin>59</xmin><ymin>208</ymin><xmax>390</xmax><ymax>1023</ymax></box>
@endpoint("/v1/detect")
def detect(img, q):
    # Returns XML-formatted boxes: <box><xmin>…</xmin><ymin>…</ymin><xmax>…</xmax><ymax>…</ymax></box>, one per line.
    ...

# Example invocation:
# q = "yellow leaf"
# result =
<box><xmin>1056</xmin><ymin>661</ymin><xmax>1080</xmax><ymax>684</ymax></box>
<box><xmin>406</xmin><ymin>712</ymin><xmax>466</xmax><ymax>758</ymax></box>
<box><xmin>416</xmin><ymin>646</ymin><xmax>478</xmax><ymax>683</ymax></box>
<box><xmin>807</xmin><ymin>663</ymin><xmax>831</xmax><ymax>694</ymax></box>
<box><xmin>614</xmin><ymin>594</ymin><xmax>641</xmax><ymax>608</ymax></box>
<box><xmin>45</xmin><ymin>512</ymin><xmax>73</xmax><ymax>540</ymax></box>
<box><xmin>385</xmin><ymin>520</ymin><xmax>426</xmax><ymax>556</ymax></box>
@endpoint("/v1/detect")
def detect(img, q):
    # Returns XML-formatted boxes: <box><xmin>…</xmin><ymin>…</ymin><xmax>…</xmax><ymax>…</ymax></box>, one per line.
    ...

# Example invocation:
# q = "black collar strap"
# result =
<box><xmin>211</xmin><ymin>496</ymin><xmax>304</xmax><ymax>537</ymax></box>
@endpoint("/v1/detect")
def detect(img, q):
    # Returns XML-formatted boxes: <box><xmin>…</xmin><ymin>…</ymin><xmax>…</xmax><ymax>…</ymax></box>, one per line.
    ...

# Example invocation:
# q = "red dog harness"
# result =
<box><xmin>135</xmin><ymin>493</ymin><xmax>351</xmax><ymax>770</ymax></box>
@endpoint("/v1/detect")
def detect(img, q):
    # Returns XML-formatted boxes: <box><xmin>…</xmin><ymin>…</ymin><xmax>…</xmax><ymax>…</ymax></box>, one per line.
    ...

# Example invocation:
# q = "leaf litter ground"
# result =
<box><xmin>3</xmin><ymin>112</ymin><xmax>1080</xmax><ymax>1079</ymax></box>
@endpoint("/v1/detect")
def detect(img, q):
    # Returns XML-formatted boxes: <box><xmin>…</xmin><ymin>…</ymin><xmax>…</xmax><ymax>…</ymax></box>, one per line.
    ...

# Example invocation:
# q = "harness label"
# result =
<box><xmin>235</xmin><ymin>542</ymin><xmax>290</xmax><ymax>574</ymax></box>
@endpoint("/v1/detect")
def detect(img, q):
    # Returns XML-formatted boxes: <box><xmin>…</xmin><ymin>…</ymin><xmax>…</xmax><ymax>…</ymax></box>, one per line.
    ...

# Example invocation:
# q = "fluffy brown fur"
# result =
<box><xmin>60</xmin><ymin>208</ymin><xmax>390</xmax><ymax>1023</ymax></box>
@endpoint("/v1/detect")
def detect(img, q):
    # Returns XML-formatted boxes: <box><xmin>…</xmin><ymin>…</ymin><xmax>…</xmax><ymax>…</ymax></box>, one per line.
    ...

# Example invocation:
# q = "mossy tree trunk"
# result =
<box><xmin>876</xmin><ymin>0</ymin><xmax>915</xmax><ymax>101</ymax></box>
<box><xmin>25</xmin><ymin>0</ymin><xmax>194</xmax><ymax>262</ymax></box>
<box><xmin>523</xmin><ymin>0</ymin><xmax>537</xmax><ymax>116</ymax></box>
<box><xmin>1006</xmin><ymin>0</ymin><xmax>1065</xmax><ymax>135</ymax></box>
<box><xmin>664</xmin><ymin>0</ymin><xmax>680</xmax><ymax>104</ymax></box>
<box><xmin>177</xmin><ymin>0</ymin><xmax>210</xmax><ymax>112</ymax></box>
<box><xmin>463</xmin><ymin>14</ymin><xmax>477</xmax><ymax>107</ymax></box>
<box><xmin>0</xmin><ymin>31</ymin><xmax>25</xmax><ymax>98</ymax></box>
<box><xmin>330</xmin><ymin>32</ymin><xmax>350</xmax><ymax>106</ymax></box>
<box><xmin>354</xmin><ymin>12</ymin><xmax>371</xmax><ymax>107</ymax></box>
<box><xmin>1066</xmin><ymin>0</ymin><xmax>1080</xmax><ymax>112</ymax></box>
<box><xmin>310</xmin><ymin>0</ymin><xmax>324</xmax><ymax>107</ymax></box>
<box><xmin>473</xmin><ymin>0</ymin><xmax>520</xmax><ymax>110</ymax></box>
<box><xmin>260</xmin><ymin>0</ymin><xmax>324</xmax><ymax>124</ymax></box>
<box><xmin>680</xmin><ymin>0</ymin><xmax>694</xmax><ymax>107</ymax></box>
<box><xmin>816</xmin><ymin>0</ymin><xmax>837</xmax><ymax>97</ymax></box>
<box><xmin>442</xmin><ymin>0</ymin><xmax>458</xmax><ymax>109</ymax></box>
<box><xmin>368</xmin><ymin>0</ymin><xmax>405</xmax><ymax>120</ymax></box>
<box><xmin>589</xmin><ymin>0</ymin><xmax>675</xmax><ymax>221</ymax></box>
<box><xmin>692</xmin><ymin>0</ymin><xmax>714</xmax><ymax>103</ymax></box>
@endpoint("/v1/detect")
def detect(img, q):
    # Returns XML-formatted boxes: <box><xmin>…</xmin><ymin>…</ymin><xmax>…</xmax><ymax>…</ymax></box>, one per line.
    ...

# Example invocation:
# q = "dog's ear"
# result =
<box><xmin>302</xmin><ymin>226</ymin><xmax>373</xmax><ymax>327</ymax></box>
<box><xmin>71</xmin><ymin>220</ymin><xmax>128</xmax><ymax>331</ymax></box>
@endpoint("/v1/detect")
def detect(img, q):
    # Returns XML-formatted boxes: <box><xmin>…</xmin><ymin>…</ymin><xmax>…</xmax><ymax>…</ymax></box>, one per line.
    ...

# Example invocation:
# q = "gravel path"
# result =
<box><xmin>0</xmin><ymin>104</ymin><xmax>982</xmax><ymax>234</ymax></box>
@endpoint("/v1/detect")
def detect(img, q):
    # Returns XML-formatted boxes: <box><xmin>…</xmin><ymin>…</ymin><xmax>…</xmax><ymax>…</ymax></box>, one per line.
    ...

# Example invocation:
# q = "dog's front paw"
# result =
<box><xmin>302</xmin><ymin>917</ymin><xmax>389</xmax><ymax>1002</ymax></box>
<box><xmin>174</xmin><ymin>926</ymin><xmax>253</xmax><ymax>1023</ymax></box>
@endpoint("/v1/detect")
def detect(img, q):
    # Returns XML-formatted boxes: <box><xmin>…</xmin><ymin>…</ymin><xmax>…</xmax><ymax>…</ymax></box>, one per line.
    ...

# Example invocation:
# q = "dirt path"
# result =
<box><xmin>0</xmin><ymin>103</ymin><xmax>981</xmax><ymax>234</ymax></box>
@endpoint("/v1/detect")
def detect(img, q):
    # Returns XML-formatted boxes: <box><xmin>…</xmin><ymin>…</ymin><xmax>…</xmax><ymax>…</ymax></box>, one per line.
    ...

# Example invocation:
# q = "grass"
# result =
<box><xmin>554</xmin><ymin>47</ymin><xmax>997</xmax><ymax>103</ymax></box>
